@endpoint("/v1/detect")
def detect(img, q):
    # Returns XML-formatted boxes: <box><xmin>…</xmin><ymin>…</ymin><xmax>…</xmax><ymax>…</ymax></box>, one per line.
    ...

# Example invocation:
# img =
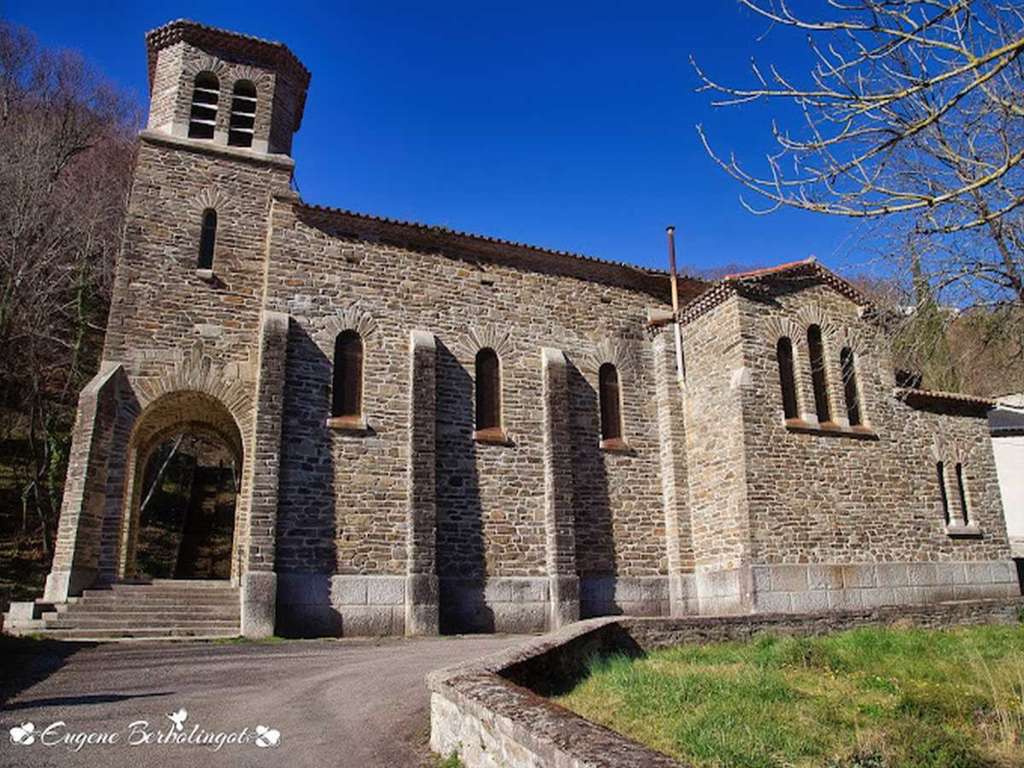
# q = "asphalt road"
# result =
<box><xmin>0</xmin><ymin>634</ymin><xmax>524</xmax><ymax>768</ymax></box>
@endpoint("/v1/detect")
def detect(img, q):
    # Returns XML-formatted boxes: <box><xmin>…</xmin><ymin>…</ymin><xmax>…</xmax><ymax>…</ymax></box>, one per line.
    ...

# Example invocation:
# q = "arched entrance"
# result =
<box><xmin>119</xmin><ymin>391</ymin><xmax>244</xmax><ymax>582</ymax></box>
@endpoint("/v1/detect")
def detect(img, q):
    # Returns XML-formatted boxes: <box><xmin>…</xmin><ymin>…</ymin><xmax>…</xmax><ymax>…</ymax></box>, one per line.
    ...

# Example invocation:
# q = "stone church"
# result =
<box><xmin>8</xmin><ymin>20</ymin><xmax>1018</xmax><ymax>638</ymax></box>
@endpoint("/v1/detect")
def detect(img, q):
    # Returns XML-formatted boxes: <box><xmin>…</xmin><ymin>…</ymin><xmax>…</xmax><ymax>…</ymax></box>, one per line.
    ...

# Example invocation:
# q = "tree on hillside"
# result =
<box><xmin>693</xmin><ymin>1</ymin><xmax>1024</xmax><ymax>391</ymax></box>
<box><xmin>0</xmin><ymin>21</ymin><xmax>138</xmax><ymax>557</ymax></box>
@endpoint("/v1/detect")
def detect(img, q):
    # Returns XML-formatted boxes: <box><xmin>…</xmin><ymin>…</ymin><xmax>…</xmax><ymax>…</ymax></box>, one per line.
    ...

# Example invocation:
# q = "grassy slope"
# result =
<box><xmin>556</xmin><ymin>626</ymin><xmax>1024</xmax><ymax>768</ymax></box>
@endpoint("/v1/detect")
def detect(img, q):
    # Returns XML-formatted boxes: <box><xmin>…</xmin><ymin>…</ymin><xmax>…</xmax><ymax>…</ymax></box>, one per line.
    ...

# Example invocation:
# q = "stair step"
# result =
<box><xmin>30</xmin><ymin>628</ymin><xmax>240</xmax><ymax>640</ymax></box>
<box><xmin>90</xmin><ymin>584</ymin><xmax>237</xmax><ymax>593</ymax></box>
<box><xmin>45</xmin><ymin>618</ymin><xmax>240</xmax><ymax>630</ymax></box>
<box><xmin>51</xmin><ymin>606</ymin><xmax>237</xmax><ymax>618</ymax></box>
<box><xmin>78</xmin><ymin>595</ymin><xmax>239</xmax><ymax>605</ymax></box>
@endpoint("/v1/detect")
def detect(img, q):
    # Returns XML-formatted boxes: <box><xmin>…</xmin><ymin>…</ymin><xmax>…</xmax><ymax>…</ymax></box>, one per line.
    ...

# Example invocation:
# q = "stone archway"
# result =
<box><xmin>119</xmin><ymin>391</ymin><xmax>245</xmax><ymax>583</ymax></box>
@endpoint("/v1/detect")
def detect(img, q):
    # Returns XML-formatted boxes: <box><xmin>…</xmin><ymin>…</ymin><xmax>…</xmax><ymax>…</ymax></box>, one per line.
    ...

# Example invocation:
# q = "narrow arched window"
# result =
<box><xmin>475</xmin><ymin>348</ymin><xmax>501</xmax><ymax>432</ymax></box>
<box><xmin>937</xmin><ymin>462</ymin><xmax>950</xmax><ymax>525</ymax></box>
<box><xmin>955</xmin><ymin>463</ymin><xmax>970</xmax><ymax>525</ymax></box>
<box><xmin>198</xmin><ymin>209</ymin><xmax>217</xmax><ymax>270</ymax></box>
<box><xmin>807</xmin><ymin>324</ymin><xmax>831</xmax><ymax>424</ymax></box>
<box><xmin>840</xmin><ymin>347</ymin><xmax>862</xmax><ymax>426</ymax></box>
<box><xmin>188</xmin><ymin>71</ymin><xmax>219</xmax><ymax>140</ymax></box>
<box><xmin>776</xmin><ymin>337</ymin><xmax>799</xmax><ymax>420</ymax></box>
<box><xmin>228</xmin><ymin>80</ymin><xmax>257</xmax><ymax>147</ymax></box>
<box><xmin>332</xmin><ymin>330</ymin><xmax>363</xmax><ymax>418</ymax></box>
<box><xmin>599</xmin><ymin>363</ymin><xmax>623</xmax><ymax>443</ymax></box>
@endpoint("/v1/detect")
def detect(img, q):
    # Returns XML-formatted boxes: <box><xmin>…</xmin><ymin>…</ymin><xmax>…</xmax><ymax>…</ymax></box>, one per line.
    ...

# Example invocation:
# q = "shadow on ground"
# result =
<box><xmin>0</xmin><ymin>635</ymin><xmax>97</xmax><ymax>707</ymax></box>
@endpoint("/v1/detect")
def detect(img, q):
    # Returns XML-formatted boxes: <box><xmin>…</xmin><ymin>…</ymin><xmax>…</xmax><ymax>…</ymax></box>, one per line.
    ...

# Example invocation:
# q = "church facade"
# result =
<box><xmin>31</xmin><ymin>21</ymin><xmax>1018</xmax><ymax>637</ymax></box>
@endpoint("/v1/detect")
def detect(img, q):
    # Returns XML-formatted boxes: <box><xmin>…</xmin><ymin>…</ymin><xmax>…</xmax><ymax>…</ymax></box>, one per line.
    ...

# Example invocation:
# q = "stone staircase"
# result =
<box><xmin>3</xmin><ymin>580</ymin><xmax>241</xmax><ymax>640</ymax></box>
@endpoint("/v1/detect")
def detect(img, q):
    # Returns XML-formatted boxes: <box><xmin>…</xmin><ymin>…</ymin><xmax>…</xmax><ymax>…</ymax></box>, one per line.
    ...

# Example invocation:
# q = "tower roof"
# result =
<box><xmin>145</xmin><ymin>19</ymin><xmax>312</xmax><ymax>130</ymax></box>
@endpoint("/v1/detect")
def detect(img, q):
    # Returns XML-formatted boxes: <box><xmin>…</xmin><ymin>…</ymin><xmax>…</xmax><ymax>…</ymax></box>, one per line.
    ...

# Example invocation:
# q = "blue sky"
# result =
<box><xmin>6</xmin><ymin>0</ymin><xmax>867</xmax><ymax>275</ymax></box>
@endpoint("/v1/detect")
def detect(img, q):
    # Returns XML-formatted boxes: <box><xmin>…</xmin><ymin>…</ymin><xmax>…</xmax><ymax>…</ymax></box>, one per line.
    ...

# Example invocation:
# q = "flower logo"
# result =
<box><xmin>254</xmin><ymin>725</ymin><xmax>280</xmax><ymax>748</ymax></box>
<box><xmin>166</xmin><ymin>709</ymin><xmax>188</xmax><ymax>731</ymax></box>
<box><xmin>9</xmin><ymin>722</ymin><xmax>35</xmax><ymax>746</ymax></box>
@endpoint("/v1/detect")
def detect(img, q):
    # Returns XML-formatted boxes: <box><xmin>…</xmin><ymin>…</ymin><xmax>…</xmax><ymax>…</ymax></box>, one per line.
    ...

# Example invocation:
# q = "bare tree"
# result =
<box><xmin>0</xmin><ymin>21</ymin><xmax>138</xmax><ymax>556</ymax></box>
<box><xmin>693</xmin><ymin>1</ymin><xmax>1024</xmax><ymax>324</ymax></box>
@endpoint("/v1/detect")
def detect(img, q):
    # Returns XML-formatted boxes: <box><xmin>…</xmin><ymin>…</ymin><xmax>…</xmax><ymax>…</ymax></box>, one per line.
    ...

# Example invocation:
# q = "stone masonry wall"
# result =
<box><xmin>264</xmin><ymin>201</ymin><xmax>676</xmax><ymax>633</ymax></box>
<box><xmin>680</xmin><ymin>296</ymin><xmax>753</xmax><ymax>613</ymax></box>
<box><xmin>737</xmin><ymin>284</ymin><xmax>1015</xmax><ymax>612</ymax></box>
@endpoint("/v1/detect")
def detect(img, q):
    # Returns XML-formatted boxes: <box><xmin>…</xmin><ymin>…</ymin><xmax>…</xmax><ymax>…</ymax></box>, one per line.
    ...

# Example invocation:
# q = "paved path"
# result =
<box><xmin>0</xmin><ymin>634</ymin><xmax>525</xmax><ymax>767</ymax></box>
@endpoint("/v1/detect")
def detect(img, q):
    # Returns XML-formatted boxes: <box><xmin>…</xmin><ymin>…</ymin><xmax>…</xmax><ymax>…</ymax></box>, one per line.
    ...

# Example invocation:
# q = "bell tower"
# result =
<box><xmin>144</xmin><ymin>19</ymin><xmax>310</xmax><ymax>156</ymax></box>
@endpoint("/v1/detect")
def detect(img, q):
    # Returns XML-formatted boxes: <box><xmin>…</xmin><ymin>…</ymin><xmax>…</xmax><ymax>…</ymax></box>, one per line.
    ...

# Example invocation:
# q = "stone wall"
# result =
<box><xmin>736</xmin><ymin>283</ymin><xmax>1014</xmax><ymax>611</ymax></box>
<box><xmin>264</xmin><ymin>201</ymin><xmax>677</xmax><ymax>633</ymax></box>
<box><xmin>680</xmin><ymin>296</ymin><xmax>753</xmax><ymax>613</ymax></box>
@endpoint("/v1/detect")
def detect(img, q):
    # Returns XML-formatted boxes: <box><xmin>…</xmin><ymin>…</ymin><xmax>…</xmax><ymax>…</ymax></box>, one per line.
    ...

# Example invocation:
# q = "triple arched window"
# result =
<box><xmin>332</xmin><ymin>330</ymin><xmax>364</xmax><ymax>421</ymax></box>
<box><xmin>776</xmin><ymin>326</ymin><xmax>865</xmax><ymax>428</ymax></box>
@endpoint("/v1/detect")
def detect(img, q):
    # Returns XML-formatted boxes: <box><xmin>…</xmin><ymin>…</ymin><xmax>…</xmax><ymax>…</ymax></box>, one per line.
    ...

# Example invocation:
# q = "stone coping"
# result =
<box><xmin>428</xmin><ymin>598</ymin><xmax>1024</xmax><ymax>768</ymax></box>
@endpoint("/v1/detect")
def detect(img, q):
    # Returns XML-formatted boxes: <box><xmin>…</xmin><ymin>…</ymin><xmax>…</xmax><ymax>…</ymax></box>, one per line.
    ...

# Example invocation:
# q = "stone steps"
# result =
<box><xmin>27</xmin><ymin>627</ymin><xmax>240</xmax><ymax>640</ymax></box>
<box><xmin>5</xmin><ymin>581</ymin><xmax>241</xmax><ymax>640</ymax></box>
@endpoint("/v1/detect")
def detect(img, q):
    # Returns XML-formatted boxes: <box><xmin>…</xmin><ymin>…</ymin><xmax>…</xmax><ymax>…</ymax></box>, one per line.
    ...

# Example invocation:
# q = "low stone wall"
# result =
<box><xmin>428</xmin><ymin>597</ymin><xmax>1024</xmax><ymax>768</ymax></box>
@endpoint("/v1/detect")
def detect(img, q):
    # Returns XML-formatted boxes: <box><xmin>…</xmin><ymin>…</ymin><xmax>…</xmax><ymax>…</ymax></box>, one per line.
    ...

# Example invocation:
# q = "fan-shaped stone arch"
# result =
<box><xmin>183</xmin><ymin>54</ymin><xmax>230</xmax><ymax>79</ymax></box>
<box><xmin>132</xmin><ymin>343</ymin><xmax>255</xmax><ymax>438</ymax></box>
<box><xmin>226</xmin><ymin>65</ymin><xmax>273</xmax><ymax>96</ymax></box>
<box><xmin>456</xmin><ymin>324</ymin><xmax>515</xmax><ymax>363</ymax></box>
<box><xmin>579</xmin><ymin>336</ymin><xmax>637</xmax><ymax>377</ymax></box>
<box><xmin>314</xmin><ymin>305</ymin><xmax>379</xmax><ymax>352</ymax></box>
<box><xmin>764</xmin><ymin>316</ymin><xmax>806</xmax><ymax>349</ymax></box>
<box><xmin>794</xmin><ymin>303</ymin><xmax>842</xmax><ymax>340</ymax></box>
<box><xmin>192</xmin><ymin>187</ymin><xmax>240</xmax><ymax>217</ymax></box>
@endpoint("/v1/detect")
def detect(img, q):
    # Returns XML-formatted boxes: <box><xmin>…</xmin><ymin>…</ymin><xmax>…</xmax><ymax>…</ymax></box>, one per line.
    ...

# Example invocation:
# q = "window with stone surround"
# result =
<box><xmin>475</xmin><ymin>348</ymin><xmax>502</xmax><ymax>438</ymax></box>
<box><xmin>937</xmin><ymin>461</ymin><xmax>951</xmax><ymax>525</ymax></box>
<box><xmin>807</xmin><ymin>324</ymin><xmax>832</xmax><ymax>423</ymax></box>
<box><xmin>198</xmin><ymin>209</ymin><xmax>217</xmax><ymax>270</ymax></box>
<box><xmin>332</xmin><ymin>330</ymin><xmax>363</xmax><ymax>421</ymax></box>
<box><xmin>188</xmin><ymin>71</ymin><xmax>219</xmax><ymax>140</ymax></box>
<box><xmin>599</xmin><ymin>363</ymin><xmax>625</xmax><ymax>448</ymax></box>
<box><xmin>840</xmin><ymin>346</ymin><xmax>862</xmax><ymax>426</ymax></box>
<box><xmin>776</xmin><ymin>337</ymin><xmax>799</xmax><ymax>420</ymax></box>
<box><xmin>955</xmin><ymin>462</ymin><xmax>970</xmax><ymax>525</ymax></box>
<box><xmin>228</xmin><ymin>80</ymin><xmax>257</xmax><ymax>148</ymax></box>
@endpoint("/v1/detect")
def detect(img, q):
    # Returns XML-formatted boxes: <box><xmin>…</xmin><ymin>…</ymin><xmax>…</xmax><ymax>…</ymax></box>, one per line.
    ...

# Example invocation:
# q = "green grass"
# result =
<box><xmin>554</xmin><ymin>626</ymin><xmax>1024</xmax><ymax>768</ymax></box>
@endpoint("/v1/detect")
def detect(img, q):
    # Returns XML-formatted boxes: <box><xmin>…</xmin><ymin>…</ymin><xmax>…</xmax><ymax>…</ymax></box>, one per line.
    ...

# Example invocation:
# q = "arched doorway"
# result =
<box><xmin>120</xmin><ymin>392</ymin><xmax>244</xmax><ymax>582</ymax></box>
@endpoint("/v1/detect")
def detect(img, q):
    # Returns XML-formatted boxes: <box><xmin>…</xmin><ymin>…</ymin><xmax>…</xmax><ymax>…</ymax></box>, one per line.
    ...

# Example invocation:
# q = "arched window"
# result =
<box><xmin>807</xmin><ymin>324</ymin><xmax>831</xmax><ymax>424</ymax></box>
<box><xmin>332</xmin><ymin>330</ymin><xmax>363</xmax><ymax>419</ymax></box>
<box><xmin>955</xmin><ymin>462</ymin><xmax>970</xmax><ymax>525</ymax></box>
<box><xmin>228</xmin><ymin>80</ymin><xmax>257</xmax><ymax>148</ymax></box>
<box><xmin>188</xmin><ymin>71</ymin><xmax>219</xmax><ymax>140</ymax></box>
<box><xmin>198</xmin><ymin>209</ymin><xmax>217</xmax><ymax>270</ymax></box>
<box><xmin>599</xmin><ymin>363</ymin><xmax>623</xmax><ymax>444</ymax></box>
<box><xmin>936</xmin><ymin>462</ymin><xmax>950</xmax><ymax>525</ymax></box>
<box><xmin>475</xmin><ymin>348</ymin><xmax>501</xmax><ymax>433</ymax></box>
<box><xmin>776</xmin><ymin>337</ymin><xmax>799</xmax><ymax>420</ymax></box>
<box><xmin>840</xmin><ymin>347</ymin><xmax>862</xmax><ymax>426</ymax></box>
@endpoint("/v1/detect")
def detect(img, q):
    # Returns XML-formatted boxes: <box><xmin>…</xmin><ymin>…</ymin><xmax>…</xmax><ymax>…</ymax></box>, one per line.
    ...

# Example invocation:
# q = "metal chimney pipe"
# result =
<box><xmin>666</xmin><ymin>226</ymin><xmax>685</xmax><ymax>385</ymax></box>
